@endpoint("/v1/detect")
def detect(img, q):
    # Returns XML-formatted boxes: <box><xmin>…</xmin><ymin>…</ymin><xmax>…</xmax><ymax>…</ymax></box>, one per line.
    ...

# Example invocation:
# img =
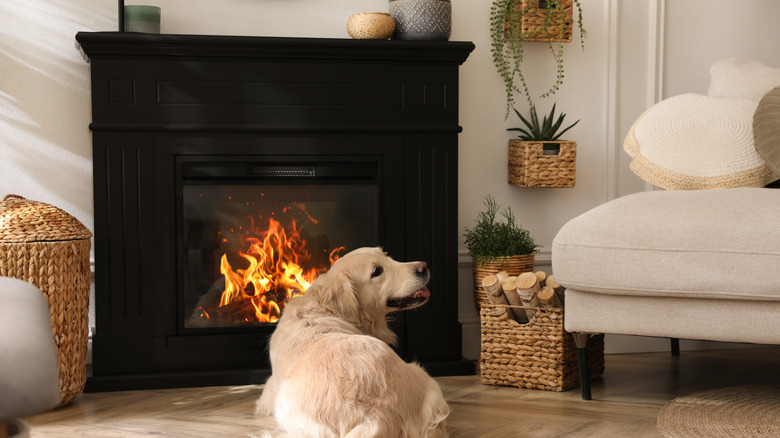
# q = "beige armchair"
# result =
<box><xmin>552</xmin><ymin>58</ymin><xmax>780</xmax><ymax>400</ymax></box>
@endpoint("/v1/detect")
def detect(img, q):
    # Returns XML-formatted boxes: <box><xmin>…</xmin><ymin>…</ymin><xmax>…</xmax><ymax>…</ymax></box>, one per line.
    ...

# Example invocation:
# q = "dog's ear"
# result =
<box><xmin>313</xmin><ymin>271</ymin><xmax>363</xmax><ymax>325</ymax></box>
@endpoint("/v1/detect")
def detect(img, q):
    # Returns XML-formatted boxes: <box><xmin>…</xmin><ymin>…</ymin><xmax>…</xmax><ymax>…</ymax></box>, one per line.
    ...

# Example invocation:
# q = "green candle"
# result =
<box><xmin>124</xmin><ymin>5</ymin><xmax>161</xmax><ymax>33</ymax></box>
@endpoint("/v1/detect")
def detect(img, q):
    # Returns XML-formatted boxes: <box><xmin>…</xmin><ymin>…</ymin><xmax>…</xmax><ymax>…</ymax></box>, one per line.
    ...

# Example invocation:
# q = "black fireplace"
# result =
<box><xmin>77</xmin><ymin>32</ymin><xmax>474</xmax><ymax>391</ymax></box>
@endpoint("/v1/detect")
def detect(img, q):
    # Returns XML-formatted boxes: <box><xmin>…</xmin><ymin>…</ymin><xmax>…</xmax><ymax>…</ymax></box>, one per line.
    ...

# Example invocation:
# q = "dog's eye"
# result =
<box><xmin>371</xmin><ymin>266</ymin><xmax>384</xmax><ymax>278</ymax></box>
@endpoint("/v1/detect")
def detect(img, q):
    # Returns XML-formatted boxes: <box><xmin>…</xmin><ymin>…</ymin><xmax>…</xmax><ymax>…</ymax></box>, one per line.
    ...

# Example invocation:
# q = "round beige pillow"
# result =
<box><xmin>624</xmin><ymin>93</ymin><xmax>778</xmax><ymax>190</ymax></box>
<box><xmin>753</xmin><ymin>87</ymin><xmax>780</xmax><ymax>176</ymax></box>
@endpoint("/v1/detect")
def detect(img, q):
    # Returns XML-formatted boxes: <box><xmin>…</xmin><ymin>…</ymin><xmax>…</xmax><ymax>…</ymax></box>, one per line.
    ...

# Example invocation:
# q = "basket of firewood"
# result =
<box><xmin>478</xmin><ymin>270</ymin><xmax>604</xmax><ymax>392</ymax></box>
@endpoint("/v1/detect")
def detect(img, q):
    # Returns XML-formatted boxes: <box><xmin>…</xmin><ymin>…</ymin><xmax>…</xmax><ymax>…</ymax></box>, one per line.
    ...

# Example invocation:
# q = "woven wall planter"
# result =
<box><xmin>0</xmin><ymin>194</ymin><xmax>92</xmax><ymax>406</ymax></box>
<box><xmin>508</xmin><ymin>139</ymin><xmax>576</xmax><ymax>188</ymax></box>
<box><xmin>517</xmin><ymin>0</ymin><xmax>573</xmax><ymax>42</ymax></box>
<box><xmin>471</xmin><ymin>254</ymin><xmax>535</xmax><ymax>310</ymax></box>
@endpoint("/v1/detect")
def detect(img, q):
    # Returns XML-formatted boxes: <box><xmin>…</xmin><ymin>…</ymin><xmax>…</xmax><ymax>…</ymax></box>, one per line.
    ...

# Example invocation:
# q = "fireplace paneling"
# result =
<box><xmin>77</xmin><ymin>32</ymin><xmax>474</xmax><ymax>391</ymax></box>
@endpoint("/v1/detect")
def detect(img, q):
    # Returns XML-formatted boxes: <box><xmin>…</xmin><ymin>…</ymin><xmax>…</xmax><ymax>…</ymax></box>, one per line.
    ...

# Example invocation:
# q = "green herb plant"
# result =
<box><xmin>464</xmin><ymin>195</ymin><xmax>539</xmax><ymax>267</ymax></box>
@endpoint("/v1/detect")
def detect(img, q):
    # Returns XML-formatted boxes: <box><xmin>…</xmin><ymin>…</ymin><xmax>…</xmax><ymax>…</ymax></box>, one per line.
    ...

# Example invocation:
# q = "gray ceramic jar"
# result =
<box><xmin>389</xmin><ymin>0</ymin><xmax>452</xmax><ymax>41</ymax></box>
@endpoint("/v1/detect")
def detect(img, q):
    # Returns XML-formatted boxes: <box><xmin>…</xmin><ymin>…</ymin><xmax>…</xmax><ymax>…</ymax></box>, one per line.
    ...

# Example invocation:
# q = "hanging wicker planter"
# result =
<box><xmin>508</xmin><ymin>139</ymin><xmax>576</xmax><ymax>188</ymax></box>
<box><xmin>472</xmin><ymin>254</ymin><xmax>535</xmax><ymax>310</ymax></box>
<box><xmin>517</xmin><ymin>0</ymin><xmax>574</xmax><ymax>42</ymax></box>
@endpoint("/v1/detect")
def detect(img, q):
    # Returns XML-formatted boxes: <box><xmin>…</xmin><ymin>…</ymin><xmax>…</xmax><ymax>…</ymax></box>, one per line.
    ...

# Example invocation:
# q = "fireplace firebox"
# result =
<box><xmin>181</xmin><ymin>159</ymin><xmax>379</xmax><ymax>329</ymax></box>
<box><xmin>77</xmin><ymin>32</ymin><xmax>474</xmax><ymax>391</ymax></box>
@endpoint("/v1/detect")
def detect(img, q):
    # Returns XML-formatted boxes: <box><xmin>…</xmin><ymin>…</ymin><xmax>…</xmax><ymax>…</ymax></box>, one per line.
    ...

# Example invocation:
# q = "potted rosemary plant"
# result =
<box><xmin>490</xmin><ymin>0</ymin><xmax>586</xmax><ymax>117</ymax></box>
<box><xmin>508</xmin><ymin>103</ymin><xmax>579</xmax><ymax>188</ymax></box>
<box><xmin>465</xmin><ymin>195</ymin><xmax>538</xmax><ymax>309</ymax></box>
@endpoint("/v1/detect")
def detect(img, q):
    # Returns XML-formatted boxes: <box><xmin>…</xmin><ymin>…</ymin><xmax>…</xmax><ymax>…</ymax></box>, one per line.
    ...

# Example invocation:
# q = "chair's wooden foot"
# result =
<box><xmin>572</xmin><ymin>333</ymin><xmax>592</xmax><ymax>400</ymax></box>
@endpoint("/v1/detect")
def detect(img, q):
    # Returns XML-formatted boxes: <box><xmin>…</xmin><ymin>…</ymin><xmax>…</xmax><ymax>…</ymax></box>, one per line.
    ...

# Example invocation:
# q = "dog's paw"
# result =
<box><xmin>255</xmin><ymin>396</ymin><xmax>273</xmax><ymax>416</ymax></box>
<box><xmin>255</xmin><ymin>377</ymin><xmax>276</xmax><ymax>416</ymax></box>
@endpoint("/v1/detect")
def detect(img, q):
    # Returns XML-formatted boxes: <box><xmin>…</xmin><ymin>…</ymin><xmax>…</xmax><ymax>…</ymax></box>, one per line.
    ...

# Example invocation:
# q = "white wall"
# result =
<box><xmin>2</xmin><ymin>0</ymin><xmax>779</xmax><ymax>358</ymax></box>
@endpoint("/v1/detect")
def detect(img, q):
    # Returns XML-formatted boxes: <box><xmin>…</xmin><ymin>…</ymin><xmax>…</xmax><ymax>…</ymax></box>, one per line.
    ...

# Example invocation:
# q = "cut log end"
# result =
<box><xmin>516</xmin><ymin>271</ymin><xmax>539</xmax><ymax>289</ymax></box>
<box><xmin>538</xmin><ymin>285</ymin><xmax>561</xmax><ymax>308</ymax></box>
<box><xmin>534</xmin><ymin>270</ymin><xmax>547</xmax><ymax>286</ymax></box>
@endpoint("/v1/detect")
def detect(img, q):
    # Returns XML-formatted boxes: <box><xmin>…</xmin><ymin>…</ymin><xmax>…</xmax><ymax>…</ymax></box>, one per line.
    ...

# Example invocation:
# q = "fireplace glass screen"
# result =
<box><xmin>181</xmin><ymin>169</ymin><xmax>378</xmax><ymax>329</ymax></box>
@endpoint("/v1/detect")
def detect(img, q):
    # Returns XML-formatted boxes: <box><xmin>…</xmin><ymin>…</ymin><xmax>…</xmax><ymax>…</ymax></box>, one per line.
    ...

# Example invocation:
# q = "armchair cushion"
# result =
<box><xmin>552</xmin><ymin>188</ymin><xmax>780</xmax><ymax>302</ymax></box>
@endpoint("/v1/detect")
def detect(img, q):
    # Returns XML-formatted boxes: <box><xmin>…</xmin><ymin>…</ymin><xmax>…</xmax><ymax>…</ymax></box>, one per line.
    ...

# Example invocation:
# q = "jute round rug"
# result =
<box><xmin>657</xmin><ymin>383</ymin><xmax>780</xmax><ymax>437</ymax></box>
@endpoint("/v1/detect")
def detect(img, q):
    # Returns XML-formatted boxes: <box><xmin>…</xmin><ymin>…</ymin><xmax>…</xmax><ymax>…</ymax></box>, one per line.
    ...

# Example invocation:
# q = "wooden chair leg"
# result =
<box><xmin>670</xmin><ymin>338</ymin><xmax>680</xmax><ymax>357</ymax></box>
<box><xmin>572</xmin><ymin>333</ymin><xmax>591</xmax><ymax>400</ymax></box>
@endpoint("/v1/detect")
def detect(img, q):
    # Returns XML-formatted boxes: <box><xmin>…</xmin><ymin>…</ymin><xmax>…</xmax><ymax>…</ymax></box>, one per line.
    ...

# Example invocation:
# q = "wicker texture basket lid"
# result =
<box><xmin>0</xmin><ymin>194</ymin><xmax>92</xmax><ymax>243</ymax></box>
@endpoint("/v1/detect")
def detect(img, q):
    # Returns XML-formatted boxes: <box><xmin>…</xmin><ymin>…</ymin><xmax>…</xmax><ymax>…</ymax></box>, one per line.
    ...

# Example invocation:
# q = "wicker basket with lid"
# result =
<box><xmin>0</xmin><ymin>194</ymin><xmax>92</xmax><ymax>406</ymax></box>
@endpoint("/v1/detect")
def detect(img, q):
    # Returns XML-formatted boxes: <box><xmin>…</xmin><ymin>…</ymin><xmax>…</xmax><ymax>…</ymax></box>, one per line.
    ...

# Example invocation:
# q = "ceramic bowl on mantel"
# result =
<box><xmin>389</xmin><ymin>0</ymin><xmax>452</xmax><ymax>41</ymax></box>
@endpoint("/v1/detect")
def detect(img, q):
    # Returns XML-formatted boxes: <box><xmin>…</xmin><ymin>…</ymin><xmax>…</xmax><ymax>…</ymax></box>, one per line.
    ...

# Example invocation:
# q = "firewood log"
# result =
<box><xmin>514</xmin><ymin>272</ymin><xmax>540</xmax><ymax>320</ymax></box>
<box><xmin>534</xmin><ymin>270</ymin><xmax>547</xmax><ymax>287</ymax></box>
<box><xmin>495</xmin><ymin>270</ymin><xmax>510</xmax><ymax>283</ymax></box>
<box><xmin>501</xmin><ymin>277</ymin><xmax>529</xmax><ymax>323</ymax></box>
<box><xmin>546</xmin><ymin>274</ymin><xmax>565</xmax><ymax>307</ymax></box>
<box><xmin>482</xmin><ymin>274</ymin><xmax>512</xmax><ymax>320</ymax></box>
<box><xmin>482</xmin><ymin>274</ymin><xmax>506</xmax><ymax>304</ymax></box>
<box><xmin>538</xmin><ymin>285</ymin><xmax>561</xmax><ymax>309</ymax></box>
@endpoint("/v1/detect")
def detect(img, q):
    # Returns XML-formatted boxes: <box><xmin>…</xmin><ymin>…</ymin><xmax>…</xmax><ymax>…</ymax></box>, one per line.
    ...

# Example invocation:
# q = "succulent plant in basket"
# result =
<box><xmin>507</xmin><ymin>103</ymin><xmax>579</xmax><ymax>188</ymax></box>
<box><xmin>509</xmin><ymin>102</ymin><xmax>579</xmax><ymax>152</ymax></box>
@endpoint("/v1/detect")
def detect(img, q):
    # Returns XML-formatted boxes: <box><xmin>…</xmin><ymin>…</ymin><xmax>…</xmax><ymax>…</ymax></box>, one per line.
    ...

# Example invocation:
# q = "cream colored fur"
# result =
<box><xmin>256</xmin><ymin>247</ymin><xmax>449</xmax><ymax>438</ymax></box>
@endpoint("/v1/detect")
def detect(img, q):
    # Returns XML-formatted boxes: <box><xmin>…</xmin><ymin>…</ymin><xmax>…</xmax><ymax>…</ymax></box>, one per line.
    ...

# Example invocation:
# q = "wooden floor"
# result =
<box><xmin>25</xmin><ymin>347</ymin><xmax>780</xmax><ymax>437</ymax></box>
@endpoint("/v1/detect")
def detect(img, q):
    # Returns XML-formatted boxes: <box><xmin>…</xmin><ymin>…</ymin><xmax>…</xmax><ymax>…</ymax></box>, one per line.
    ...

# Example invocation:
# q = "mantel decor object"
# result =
<box><xmin>124</xmin><ymin>5</ymin><xmax>161</xmax><ymax>33</ymax></box>
<box><xmin>346</xmin><ymin>12</ymin><xmax>396</xmax><ymax>39</ymax></box>
<box><xmin>389</xmin><ymin>0</ymin><xmax>452</xmax><ymax>41</ymax></box>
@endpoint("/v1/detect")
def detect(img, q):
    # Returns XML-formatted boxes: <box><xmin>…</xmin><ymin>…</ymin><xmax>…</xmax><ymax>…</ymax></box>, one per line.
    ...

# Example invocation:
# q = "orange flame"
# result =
<box><xmin>207</xmin><ymin>212</ymin><xmax>343</xmax><ymax>324</ymax></box>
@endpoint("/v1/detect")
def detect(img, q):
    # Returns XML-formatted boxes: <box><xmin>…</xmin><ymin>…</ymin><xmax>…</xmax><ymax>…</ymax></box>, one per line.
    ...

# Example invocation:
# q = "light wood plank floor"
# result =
<box><xmin>25</xmin><ymin>347</ymin><xmax>780</xmax><ymax>437</ymax></box>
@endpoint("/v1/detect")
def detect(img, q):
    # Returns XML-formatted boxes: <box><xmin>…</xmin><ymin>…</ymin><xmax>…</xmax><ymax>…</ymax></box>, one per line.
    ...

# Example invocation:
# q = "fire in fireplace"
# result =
<box><xmin>185</xmin><ymin>201</ymin><xmax>345</xmax><ymax>327</ymax></box>
<box><xmin>181</xmin><ymin>162</ymin><xmax>378</xmax><ymax>329</ymax></box>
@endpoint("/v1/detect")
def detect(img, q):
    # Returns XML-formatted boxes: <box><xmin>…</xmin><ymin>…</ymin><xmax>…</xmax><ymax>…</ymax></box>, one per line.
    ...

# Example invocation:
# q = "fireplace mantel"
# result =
<box><xmin>77</xmin><ymin>32</ymin><xmax>474</xmax><ymax>133</ymax></box>
<box><xmin>77</xmin><ymin>32</ymin><xmax>474</xmax><ymax>391</ymax></box>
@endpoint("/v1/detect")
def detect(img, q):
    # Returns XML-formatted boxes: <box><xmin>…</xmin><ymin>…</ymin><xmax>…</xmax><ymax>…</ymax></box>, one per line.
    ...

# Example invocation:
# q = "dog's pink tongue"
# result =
<box><xmin>413</xmin><ymin>287</ymin><xmax>431</xmax><ymax>299</ymax></box>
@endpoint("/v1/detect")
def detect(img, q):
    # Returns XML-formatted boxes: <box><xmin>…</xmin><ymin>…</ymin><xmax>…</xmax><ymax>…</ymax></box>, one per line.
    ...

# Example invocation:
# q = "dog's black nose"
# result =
<box><xmin>415</xmin><ymin>262</ymin><xmax>428</xmax><ymax>278</ymax></box>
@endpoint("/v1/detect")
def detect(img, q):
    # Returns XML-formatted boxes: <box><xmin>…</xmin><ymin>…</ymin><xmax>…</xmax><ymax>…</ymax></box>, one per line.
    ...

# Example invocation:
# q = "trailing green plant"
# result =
<box><xmin>464</xmin><ymin>195</ymin><xmax>539</xmax><ymax>266</ymax></box>
<box><xmin>508</xmin><ymin>102</ymin><xmax>579</xmax><ymax>141</ymax></box>
<box><xmin>490</xmin><ymin>0</ymin><xmax>586</xmax><ymax>118</ymax></box>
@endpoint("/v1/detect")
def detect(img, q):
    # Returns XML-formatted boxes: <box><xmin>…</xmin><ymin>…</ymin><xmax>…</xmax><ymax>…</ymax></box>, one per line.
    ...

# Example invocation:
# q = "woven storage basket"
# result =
<box><xmin>508</xmin><ymin>139</ymin><xmax>576</xmax><ymax>188</ymax></box>
<box><xmin>517</xmin><ymin>0</ymin><xmax>573</xmax><ymax>42</ymax></box>
<box><xmin>480</xmin><ymin>304</ymin><xmax>604</xmax><ymax>391</ymax></box>
<box><xmin>0</xmin><ymin>194</ymin><xmax>92</xmax><ymax>406</ymax></box>
<box><xmin>472</xmin><ymin>254</ymin><xmax>535</xmax><ymax>310</ymax></box>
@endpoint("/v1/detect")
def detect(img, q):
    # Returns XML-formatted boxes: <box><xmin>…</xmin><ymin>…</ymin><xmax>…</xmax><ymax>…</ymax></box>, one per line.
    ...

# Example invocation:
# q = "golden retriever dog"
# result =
<box><xmin>256</xmin><ymin>247</ymin><xmax>449</xmax><ymax>438</ymax></box>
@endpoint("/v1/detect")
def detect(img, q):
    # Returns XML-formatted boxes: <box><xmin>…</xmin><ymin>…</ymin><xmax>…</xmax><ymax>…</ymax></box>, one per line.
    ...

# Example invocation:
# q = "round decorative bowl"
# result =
<box><xmin>389</xmin><ymin>0</ymin><xmax>452</xmax><ymax>41</ymax></box>
<box><xmin>346</xmin><ymin>12</ymin><xmax>396</xmax><ymax>40</ymax></box>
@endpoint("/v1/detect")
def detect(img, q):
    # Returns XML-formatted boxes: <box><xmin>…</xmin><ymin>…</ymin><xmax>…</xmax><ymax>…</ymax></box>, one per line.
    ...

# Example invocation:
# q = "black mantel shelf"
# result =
<box><xmin>79</xmin><ymin>32</ymin><xmax>475</xmax><ymax>391</ymax></box>
<box><xmin>76</xmin><ymin>32</ymin><xmax>475</xmax><ymax>134</ymax></box>
<box><xmin>76</xmin><ymin>31</ymin><xmax>474</xmax><ymax>64</ymax></box>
